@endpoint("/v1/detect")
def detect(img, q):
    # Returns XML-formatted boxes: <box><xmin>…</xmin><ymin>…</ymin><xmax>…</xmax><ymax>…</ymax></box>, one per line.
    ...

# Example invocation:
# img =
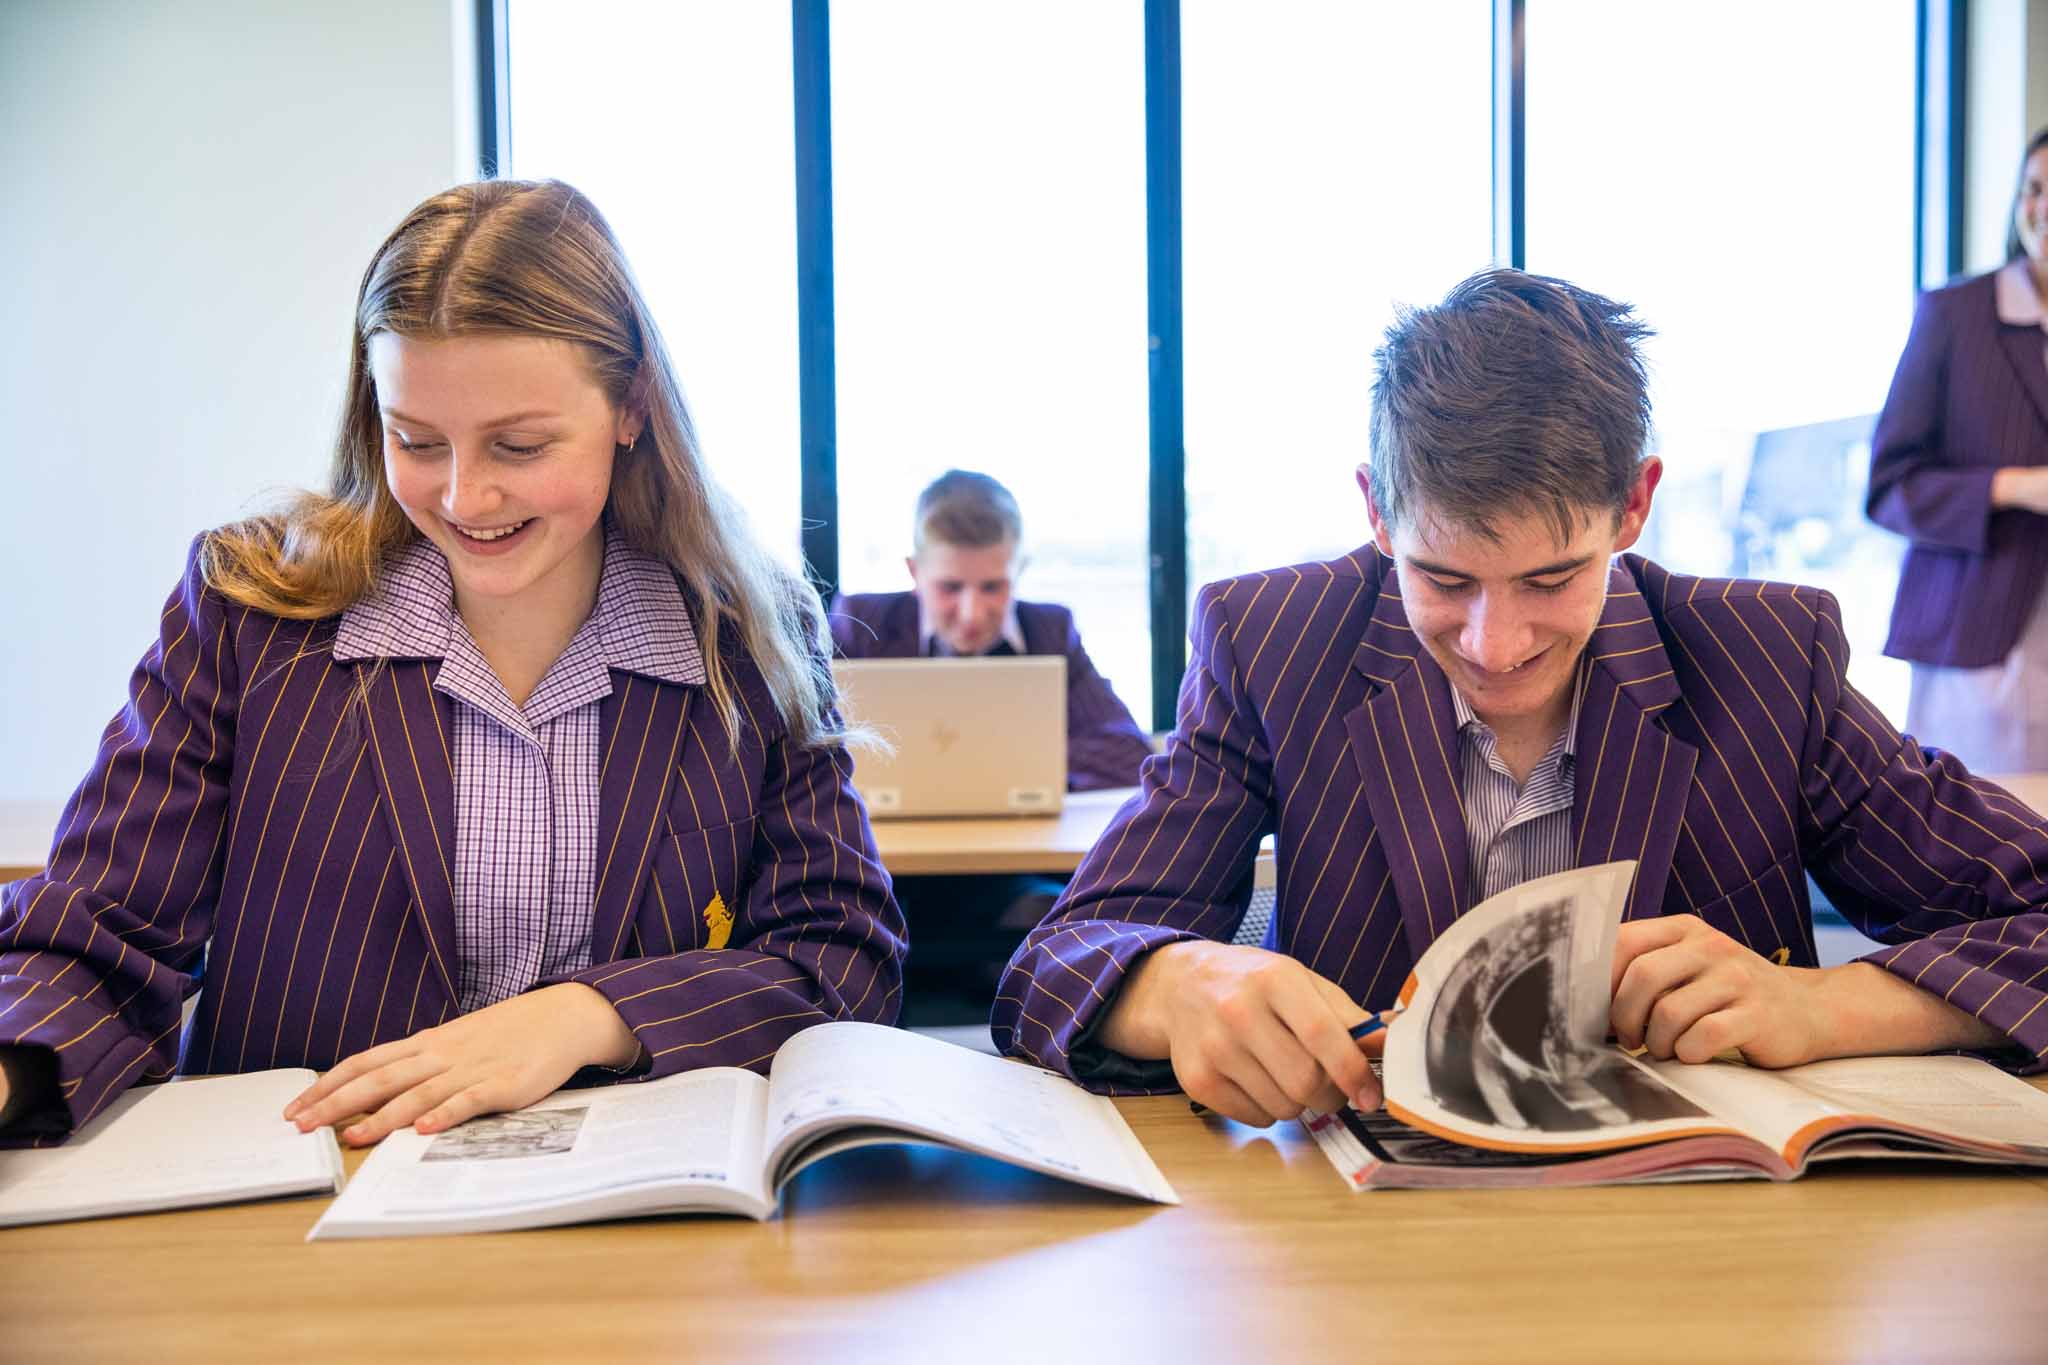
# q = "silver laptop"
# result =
<box><xmin>832</xmin><ymin>656</ymin><xmax>1066</xmax><ymax>818</ymax></box>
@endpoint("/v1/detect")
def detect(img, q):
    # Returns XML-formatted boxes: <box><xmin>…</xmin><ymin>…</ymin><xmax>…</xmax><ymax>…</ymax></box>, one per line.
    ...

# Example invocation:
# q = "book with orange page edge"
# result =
<box><xmin>1301</xmin><ymin>860</ymin><xmax>2048</xmax><ymax>1190</ymax></box>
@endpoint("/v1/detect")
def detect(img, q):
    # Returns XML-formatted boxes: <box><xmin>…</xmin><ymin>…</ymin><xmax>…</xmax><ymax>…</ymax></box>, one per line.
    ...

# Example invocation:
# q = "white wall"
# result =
<box><xmin>0</xmin><ymin>0</ymin><xmax>460</xmax><ymax>801</ymax></box>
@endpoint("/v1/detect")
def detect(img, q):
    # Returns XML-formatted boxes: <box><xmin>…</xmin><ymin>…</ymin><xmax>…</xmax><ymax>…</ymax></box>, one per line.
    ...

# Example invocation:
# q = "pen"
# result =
<box><xmin>1188</xmin><ymin>1009</ymin><xmax>1399</xmax><ymax>1116</ymax></box>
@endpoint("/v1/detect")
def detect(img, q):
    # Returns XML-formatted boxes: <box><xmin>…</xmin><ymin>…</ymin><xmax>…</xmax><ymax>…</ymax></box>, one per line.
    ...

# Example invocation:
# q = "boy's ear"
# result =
<box><xmin>1357</xmin><ymin>465</ymin><xmax>1395</xmax><ymax>555</ymax></box>
<box><xmin>1611</xmin><ymin>456</ymin><xmax>1663</xmax><ymax>553</ymax></box>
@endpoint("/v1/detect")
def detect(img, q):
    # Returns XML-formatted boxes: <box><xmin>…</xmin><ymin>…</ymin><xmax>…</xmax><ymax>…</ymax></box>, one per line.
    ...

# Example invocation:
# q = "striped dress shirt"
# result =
<box><xmin>331</xmin><ymin>528</ymin><xmax>702</xmax><ymax>1011</ymax></box>
<box><xmin>1451</xmin><ymin>664</ymin><xmax>1585</xmax><ymax>905</ymax></box>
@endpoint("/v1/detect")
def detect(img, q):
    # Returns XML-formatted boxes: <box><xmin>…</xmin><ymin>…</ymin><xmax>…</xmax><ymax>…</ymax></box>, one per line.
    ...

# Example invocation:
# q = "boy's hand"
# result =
<box><xmin>1101</xmin><ymin>940</ymin><xmax>1381</xmax><ymax>1126</ymax></box>
<box><xmin>1611</xmin><ymin>915</ymin><xmax>2005</xmax><ymax>1068</ymax></box>
<box><xmin>1610</xmin><ymin>915</ymin><xmax>1830</xmax><ymax>1067</ymax></box>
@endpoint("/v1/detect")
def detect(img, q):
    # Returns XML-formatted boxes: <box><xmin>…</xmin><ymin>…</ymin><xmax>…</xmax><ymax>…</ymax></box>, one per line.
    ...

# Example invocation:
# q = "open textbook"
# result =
<box><xmin>311</xmin><ymin>1021</ymin><xmax>1176</xmax><ymax>1239</ymax></box>
<box><xmin>0</xmin><ymin>1070</ymin><xmax>343</xmax><ymax>1227</ymax></box>
<box><xmin>1305</xmin><ymin>861</ymin><xmax>2048</xmax><ymax>1190</ymax></box>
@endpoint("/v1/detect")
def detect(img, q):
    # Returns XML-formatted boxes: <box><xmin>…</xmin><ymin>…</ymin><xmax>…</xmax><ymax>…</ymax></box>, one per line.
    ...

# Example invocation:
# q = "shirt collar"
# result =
<box><xmin>333</xmin><ymin>525</ymin><xmax>706</xmax><ymax>686</ymax></box>
<box><xmin>1449</xmin><ymin>654</ymin><xmax>1589</xmax><ymax>761</ymax></box>
<box><xmin>1996</xmin><ymin>258</ymin><xmax>2046</xmax><ymax>328</ymax></box>
<box><xmin>917</xmin><ymin>598</ymin><xmax>1027</xmax><ymax>657</ymax></box>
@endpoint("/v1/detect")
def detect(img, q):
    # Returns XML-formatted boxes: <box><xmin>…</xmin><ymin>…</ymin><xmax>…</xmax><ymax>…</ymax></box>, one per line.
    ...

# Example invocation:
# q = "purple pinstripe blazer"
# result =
<box><xmin>995</xmin><ymin>548</ymin><xmax>2048</xmax><ymax>1091</ymax></box>
<box><xmin>1868</xmin><ymin>267</ymin><xmax>2048</xmax><ymax>667</ymax></box>
<box><xmin>0</xmin><ymin>539</ymin><xmax>906</xmax><ymax>1143</ymax></box>
<box><xmin>827</xmin><ymin>590</ymin><xmax>1155</xmax><ymax>792</ymax></box>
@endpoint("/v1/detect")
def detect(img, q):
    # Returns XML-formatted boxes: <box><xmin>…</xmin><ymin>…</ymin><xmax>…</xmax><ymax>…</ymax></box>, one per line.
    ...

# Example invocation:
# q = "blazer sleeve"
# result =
<box><xmin>992</xmin><ymin>578</ymin><xmax>1277</xmax><ymax>1091</ymax></box>
<box><xmin>1866</xmin><ymin>287</ymin><xmax>2001</xmax><ymax>555</ymax></box>
<box><xmin>0</xmin><ymin>542</ymin><xmax>234</xmax><ymax>1142</ymax></box>
<box><xmin>555</xmin><ymin>693</ymin><xmax>906</xmax><ymax>1078</ymax></box>
<box><xmin>1796</xmin><ymin>592</ymin><xmax>2048</xmax><ymax>1070</ymax></box>
<box><xmin>1060</xmin><ymin>616</ymin><xmax>1156</xmax><ymax>791</ymax></box>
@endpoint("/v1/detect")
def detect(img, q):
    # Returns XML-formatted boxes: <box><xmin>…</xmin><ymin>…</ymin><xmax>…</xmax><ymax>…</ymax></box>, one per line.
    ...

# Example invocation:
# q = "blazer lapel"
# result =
<box><xmin>589</xmin><ymin>672</ymin><xmax>692</xmax><ymax>965</ymax></box>
<box><xmin>1571</xmin><ymin>564</ymin><xmax>1699</xmax><ymax>921</ymax></box>
<box><xmin>359</xmin><ymin>658</ymin><xmax>461</xmax><ymax>1004</ymax></box>
<box><xmin>1996</xmin><ymin>325</ymin><xmax>2048</xmax><ymax>438</ymax></box>
<box><xmin>1345</xmin><ymin>578</ymin><xmax>1469</xmax><ymax>960</ymax></box>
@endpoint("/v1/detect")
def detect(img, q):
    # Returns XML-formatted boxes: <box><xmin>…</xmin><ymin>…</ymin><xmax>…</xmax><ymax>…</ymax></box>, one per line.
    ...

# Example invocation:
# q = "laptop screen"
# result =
<box><xmin>832</xmin><ymin>656</ymin><xmax>1067</xmax><ymax>818</ymax></box>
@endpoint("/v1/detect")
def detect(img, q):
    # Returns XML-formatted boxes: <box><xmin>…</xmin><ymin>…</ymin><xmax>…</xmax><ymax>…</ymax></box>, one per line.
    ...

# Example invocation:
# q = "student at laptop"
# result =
<box><xmin>829</xmin><ymin>469</ymin><xmax>1154</xmax><ymax>792</ymax></box>
<box><xmin>0</xmin><ymin>180</ymin><xmax>904</xmax><ymax>1145</ymax></box>
<box><xmin>995</xmin><ymin>268</ymin><xmax>2048</xmax><ymax>1126</ymax></box>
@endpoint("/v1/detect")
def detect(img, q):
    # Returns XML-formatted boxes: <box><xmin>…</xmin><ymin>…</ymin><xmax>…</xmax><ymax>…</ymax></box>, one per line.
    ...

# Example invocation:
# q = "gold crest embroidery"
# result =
<box><xmin>1769</xmin><ymin>946</ymin><xmax>1791</xmax><ymax>967</ymax></box>
<box><xmin>702</xmin><ymin>891</ymin><xmax>733</xmax><ymax>950</ymax></box>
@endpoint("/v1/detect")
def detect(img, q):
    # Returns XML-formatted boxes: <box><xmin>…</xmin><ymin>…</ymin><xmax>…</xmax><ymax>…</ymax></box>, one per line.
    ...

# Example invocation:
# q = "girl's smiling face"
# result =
<box><xmin>370</xmin><ymin>331</ymin><xmax>637</xmax><ymax>623</ymax></box>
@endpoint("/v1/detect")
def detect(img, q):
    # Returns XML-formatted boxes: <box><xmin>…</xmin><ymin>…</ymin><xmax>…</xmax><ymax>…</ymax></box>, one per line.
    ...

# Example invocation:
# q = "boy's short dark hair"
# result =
<box><xmin>1368</xmin><ymin>268</ymin><xmax>1653</xmax><ymax>544</ymax></box>
<box><xmin>913</xmin><ymin>469</ymin><xmax>1024</xmax><ymax>553</ymax></box>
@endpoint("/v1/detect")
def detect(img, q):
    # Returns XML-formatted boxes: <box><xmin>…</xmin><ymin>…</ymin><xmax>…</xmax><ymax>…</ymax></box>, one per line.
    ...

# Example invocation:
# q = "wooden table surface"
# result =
<box><xmin>866</xmin><ymin>785</ymin><xmax>1140</xmax><ymax>876</ymax></box>
<box><xmin>6</xmin><ymin>1088</ymin><xmax>2048</xmax><ymax>1364</ymax></box>
<box><xmin>9</xmin><ymin>777</ymin><xmax>2048</xmax><ymax>887</ymax></box>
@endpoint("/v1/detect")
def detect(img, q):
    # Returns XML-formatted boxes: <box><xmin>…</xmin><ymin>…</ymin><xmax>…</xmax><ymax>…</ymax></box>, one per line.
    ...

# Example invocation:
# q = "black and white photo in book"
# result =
<box><xmin>1379</xmin><ymin>860</ymin><xmax>1730</xmax><ymax>1153</ymax></box>
<box><xmin>421</xmin><ymin>1108</ymin><xmax>589</xmax><ymax>1162</ymax></box>
<box><xmin>1309</xmin><ymin>860</ymin><xmax>2048</xmax><ymax>1191</ymax></box>
<box><xmin>1421</xmin><ymin>893</ymin><xmax>1706</xmax><ymax>1132</ymax></box>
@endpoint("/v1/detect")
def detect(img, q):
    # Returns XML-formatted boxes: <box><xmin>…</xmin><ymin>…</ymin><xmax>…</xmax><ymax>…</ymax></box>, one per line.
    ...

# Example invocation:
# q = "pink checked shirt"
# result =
<box><xmin>332</xmin><ymin>527</ymin><xmax>704</xmax><ymax>1012</ymax></box>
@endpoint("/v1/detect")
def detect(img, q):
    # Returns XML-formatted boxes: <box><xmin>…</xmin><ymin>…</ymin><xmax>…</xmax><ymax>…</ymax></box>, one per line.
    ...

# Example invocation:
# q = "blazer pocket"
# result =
<box><xmin>1672</xmin><ymin>850</ymin><xmax>1815</xmax><ymax>968</ymax></box>
<box><xmin>650</xmin><ymin>815</ymin><xmax>758</xmax><ymax>953</ymax></box>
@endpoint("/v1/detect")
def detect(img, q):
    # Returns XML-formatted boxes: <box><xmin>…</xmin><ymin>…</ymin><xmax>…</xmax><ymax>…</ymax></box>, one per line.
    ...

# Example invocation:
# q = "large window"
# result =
<box><xmin>1525</xmin><ymin>0</ymin><xmax>1919</xmax><ymax>720</ymax></box>
<box><xmin>507</xmin><ymin>0</ymin><xmax>804</xmax><ymax>565</ymax></box>
<box><xmin>1184</xmin><ymin>2</ymin><xmax>1493</xmax><ymax>591</ymax></box>
<box><xmin>498</xmin><ymin>1</ymin><xmax>1950</xmax><ymax>729</ymax></box>
<box><xmin>830</xmin><ymin>1</ymin><xmax>1152</xmax><ymax>715</ymax></box>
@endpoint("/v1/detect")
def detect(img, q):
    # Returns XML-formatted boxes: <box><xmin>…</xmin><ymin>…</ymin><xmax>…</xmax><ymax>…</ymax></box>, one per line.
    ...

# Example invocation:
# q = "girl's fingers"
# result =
<box><xmin>293</xmin><ymin>1053</ymin><xmax>445</xmax><ymax>1132</ymax></box>
<box><xmin>342</xmin><ymin>1071</ymin><xmax>470</xmax><ymax>1146</ymax></box>
<box><xmin>285</xmin><ymin>1037</ymin><xmax>421</xmax><ymax>1120</ymax></box>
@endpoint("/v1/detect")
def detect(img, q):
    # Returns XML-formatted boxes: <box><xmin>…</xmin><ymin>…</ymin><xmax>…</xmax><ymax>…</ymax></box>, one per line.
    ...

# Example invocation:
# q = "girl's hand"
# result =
<box><xmin>283</xmin><ymin>983</ymin><xmax>640</xmax><ymax>1146</ymax></box>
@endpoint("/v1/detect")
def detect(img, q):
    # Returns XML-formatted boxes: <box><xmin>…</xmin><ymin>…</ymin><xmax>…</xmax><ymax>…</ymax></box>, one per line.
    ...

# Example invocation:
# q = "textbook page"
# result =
<box><xmin>1638</xmin><ymin>1054</ymin><xmax>2048</xmax><ymax>1166</ymax></box>
<box><xmin>1772</xmin><ymin>1055</ymin><xmax>2048</xmax><ymax>1155</ymax></box>
<box><xmin>1382</xmin><ymin>861</ymin><xmax>1746</xmax><ymax>1154</ymax></box>
<box><xmin>0</xmin><ymin>1070</ymin><xmax>342</xmax><ymax>1227</ymax></box>
<box><xmin>1630</xmin><ymin>1054</ymin><xmax>1844</xmax><ymax>1159</ymax></box>
<box><xmin>309</xmin><ymin>1066</ymin><xmax>772</xmax><ymax>1239</ymax></box>
<box><xmin>763</xmin><ymin>1022</ymin><xmax>1177</xmax><ymax>1204</ymax></box>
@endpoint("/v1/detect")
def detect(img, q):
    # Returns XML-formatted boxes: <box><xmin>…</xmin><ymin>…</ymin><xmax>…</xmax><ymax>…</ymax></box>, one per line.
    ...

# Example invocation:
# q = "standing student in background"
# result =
<box><xmin>1868</xmin><ymin>127</ymin><xmax>2048</xmax><ymax>771</ymax></box>
<box><xmin>0</xmin><ymin>179</ymin><xmax>904</xmax><ymax>1146</ymax></box>
<box><xmin>828</xmin><ymin>469</ymin><xmax>1155</xmax><ymax>792</ymax></box>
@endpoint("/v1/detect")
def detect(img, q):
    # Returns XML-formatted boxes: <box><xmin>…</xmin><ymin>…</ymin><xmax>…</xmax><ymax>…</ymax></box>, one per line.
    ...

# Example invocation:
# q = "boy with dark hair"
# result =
<box><xmin>997</xmin><ymin>268</ymin><xmax>2048</xmax><ymax>1126</ymax></box>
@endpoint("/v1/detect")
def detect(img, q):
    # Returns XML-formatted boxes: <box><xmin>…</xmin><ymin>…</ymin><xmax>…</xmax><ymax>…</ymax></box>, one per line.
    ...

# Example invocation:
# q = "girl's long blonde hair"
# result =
<box><xmin>202</xmin><ymin>179</ymin><xmax>841</xmax><ymax>749</ymax></box>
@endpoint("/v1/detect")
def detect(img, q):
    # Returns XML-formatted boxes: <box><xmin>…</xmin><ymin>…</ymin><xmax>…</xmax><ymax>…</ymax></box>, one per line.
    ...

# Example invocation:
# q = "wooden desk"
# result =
<box><xmin>1988</xmin><ymin>772</ymin><xmax>2048</xmax><ymax>815</ymax></box>
<box><xmin>5</xmin><ymin>1090</ymin><xmax>2048</xmax><ymax>1362</ymax></box>
<box><xmin>869</xmin><ymin>786</ymin><xmax>1139</xmax><ymax>876</ymax></box>
<box><xmin>7</xmin><ymin>776</ymin><xmax>2047</xmax><ymax>889</ymax></box>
